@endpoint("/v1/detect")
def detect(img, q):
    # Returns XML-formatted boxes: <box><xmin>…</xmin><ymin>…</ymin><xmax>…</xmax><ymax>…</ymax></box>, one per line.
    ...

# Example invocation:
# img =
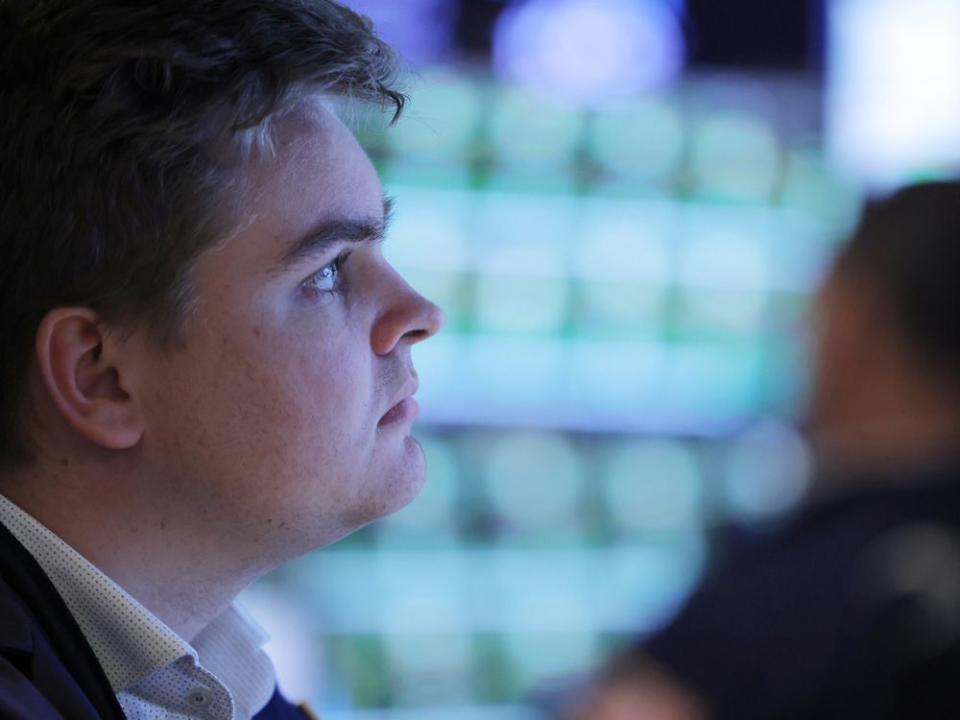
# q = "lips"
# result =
<box><xmin>378</xmin><ymin>396</ymin><xmax>420</xmax><ymax>427</ymax></box>
<box><xmin>379</xmin><ymin>376</ymin><xmax>420</xmax><ymax>428</ymax></box>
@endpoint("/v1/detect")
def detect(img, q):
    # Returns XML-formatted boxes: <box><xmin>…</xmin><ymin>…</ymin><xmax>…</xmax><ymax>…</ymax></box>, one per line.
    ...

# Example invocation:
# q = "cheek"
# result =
<box><xmin>230</xmin><ymin>330</ymin><xmax>387</xmax><ymax>529</ymax></box>
<box><xmin>143</xmin><ymin>293</ymin><xmax>383</xmax><ymax>491</ymax></box>
<box><xmin>228</xmin><ymin>325</ymin><xmax>377</xmax><ymax>464</ymax></box>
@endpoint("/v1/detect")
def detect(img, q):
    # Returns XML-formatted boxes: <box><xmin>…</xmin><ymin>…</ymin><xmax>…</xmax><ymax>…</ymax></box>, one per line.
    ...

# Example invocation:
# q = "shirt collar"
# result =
<box><xmin>0</xmin><ymin>493</ymin><xmax>276</xmax><ymax>715</ymax></box>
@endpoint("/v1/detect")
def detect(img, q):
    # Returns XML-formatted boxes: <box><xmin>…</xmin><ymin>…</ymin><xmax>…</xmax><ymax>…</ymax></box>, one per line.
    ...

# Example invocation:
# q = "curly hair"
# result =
<box><xmin>0</xmin><ymin>0</ymin><xmax>405</xmax><ymax>464</ymax></box>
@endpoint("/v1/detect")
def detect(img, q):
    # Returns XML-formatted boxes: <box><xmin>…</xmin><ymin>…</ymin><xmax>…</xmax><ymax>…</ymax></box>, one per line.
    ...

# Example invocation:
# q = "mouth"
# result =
<box><xmin>378</xmin><ymin>376</ymin><xmax>420</xmax><ymax>428</ymax></box>
<box><xmin>378</xmin><ymin>396</ymin><xmax>420</xmax><ymax>427</ymax></box>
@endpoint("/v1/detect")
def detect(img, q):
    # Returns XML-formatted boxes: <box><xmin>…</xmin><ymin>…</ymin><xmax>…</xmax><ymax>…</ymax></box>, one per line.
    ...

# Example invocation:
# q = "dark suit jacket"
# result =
<box><xmin>642</xmin><ymin>462</ymin><xmax>960</xmax><ymax>720</ymax></box>
<box><xmin>0</xmin><ymin>520</ymin><xmax>310</xmax><ymax>719</ymax></box>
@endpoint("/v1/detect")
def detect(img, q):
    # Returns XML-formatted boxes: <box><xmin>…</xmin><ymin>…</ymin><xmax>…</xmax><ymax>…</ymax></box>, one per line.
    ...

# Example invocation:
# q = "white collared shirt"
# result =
<box><xmin>0</xmin><ymin>493</ymin><xmax>277</xmax><ymax>720</ymax></box>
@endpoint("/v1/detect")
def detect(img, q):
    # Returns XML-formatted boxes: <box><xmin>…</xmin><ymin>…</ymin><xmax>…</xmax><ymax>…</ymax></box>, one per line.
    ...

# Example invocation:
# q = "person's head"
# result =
<box><xmin>808</xmin><ymin>181</ymin><xmax>960</xmax><ymax>465</ymax></box>
<box><xmin>0</xmin><ymin>0</ymin><xmax>443</xmax><ymax>559</ymax></box>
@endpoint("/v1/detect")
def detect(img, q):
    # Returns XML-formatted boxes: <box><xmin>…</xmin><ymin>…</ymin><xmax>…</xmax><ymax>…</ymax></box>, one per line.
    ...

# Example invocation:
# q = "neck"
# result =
<box><xmin>0</xmin><ymin>457</ymin><xmax>264</xmax><ymax>642</ymax></box>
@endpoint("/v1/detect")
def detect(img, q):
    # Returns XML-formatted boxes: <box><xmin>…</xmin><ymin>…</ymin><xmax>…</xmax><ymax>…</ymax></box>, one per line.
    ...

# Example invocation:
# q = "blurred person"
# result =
<box><xmin>0</xmin><ymin>1</ymin><xmax>443</xmax><ymax>719</ymax></box>
<box><xmin>568</xmin><ymin>180</ymin><xmax>960</xmax><ymax>720</ymax></box>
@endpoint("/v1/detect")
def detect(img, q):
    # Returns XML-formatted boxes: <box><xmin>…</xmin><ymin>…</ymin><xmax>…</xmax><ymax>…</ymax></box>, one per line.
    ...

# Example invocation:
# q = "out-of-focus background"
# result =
<box><xmin>242</xmin><ymin>1</ymin><xmax>960</xmax><ymax>717</ymax></box>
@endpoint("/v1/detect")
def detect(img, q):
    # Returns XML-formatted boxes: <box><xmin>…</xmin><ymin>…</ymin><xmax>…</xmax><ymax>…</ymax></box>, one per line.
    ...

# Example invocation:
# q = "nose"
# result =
<box><xmin>371</xmin><ymin>270</ymin><xmax>445</xmax><ymax>356</ymax></box>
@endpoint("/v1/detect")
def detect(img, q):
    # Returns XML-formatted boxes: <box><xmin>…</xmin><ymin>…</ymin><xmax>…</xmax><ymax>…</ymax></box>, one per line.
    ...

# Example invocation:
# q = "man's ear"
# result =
<box><xmin>34</xmin><ymin>307</ymin><xmax>144</xmax><ymax>450</ymax></box>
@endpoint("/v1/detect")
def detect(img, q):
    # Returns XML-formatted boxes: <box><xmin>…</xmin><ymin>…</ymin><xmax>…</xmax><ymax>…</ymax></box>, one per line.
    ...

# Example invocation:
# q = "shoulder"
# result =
<box><xmin>0</xmin><ymin>527</ymin><xmax>118</xmax><ymax>720</ymax></box>
<box><xmin>644</xmin><ymin>483</ymin><xmax>960</xmax><ymax>717</ymax></box>
<box><xmin>0</xmin><ymin>656</ymin><xmax>66</xmax><ymax>720</ymax></box>
<box><xmin>680</xmin><ymin>479</ymin><xmax>960</xmax><ymax>624</ymax></box>
<box><xmin>0</xmin><ymin>574</ymin><xmax>67</xmax><ymax>720</ymax></box>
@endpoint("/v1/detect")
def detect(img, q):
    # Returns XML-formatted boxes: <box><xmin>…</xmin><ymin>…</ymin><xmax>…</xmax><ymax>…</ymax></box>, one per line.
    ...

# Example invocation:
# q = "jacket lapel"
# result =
<box><xmin>0</xmin><ymin>521</ymin><xmax>126</xmax><ymax>719</ymax></box>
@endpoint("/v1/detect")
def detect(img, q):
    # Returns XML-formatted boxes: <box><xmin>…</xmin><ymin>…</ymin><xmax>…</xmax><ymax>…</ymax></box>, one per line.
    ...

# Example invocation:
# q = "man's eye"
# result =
<box><xmin>301</xmin><ymin>251</ymin><xmax>351</xmax><ymax>297</ymax></box>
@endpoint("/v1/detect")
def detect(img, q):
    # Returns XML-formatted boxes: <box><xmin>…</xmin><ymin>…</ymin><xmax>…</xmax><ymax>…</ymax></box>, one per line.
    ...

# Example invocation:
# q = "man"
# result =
<box><xmin>0</xmin><ymin>1</ymin><xmax>443</xmax><ymax>718</ymax></box>
<box><xmin>570</xmin><ymin>181</ymin><xmax>960</xmax><ymax>719</ymax></box>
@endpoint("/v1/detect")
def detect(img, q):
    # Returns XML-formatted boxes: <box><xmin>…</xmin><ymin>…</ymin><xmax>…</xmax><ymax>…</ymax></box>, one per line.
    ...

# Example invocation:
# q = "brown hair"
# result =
<box><xmin>0</xmin><ymin>0</ymin><xmax>405</xmax><ymax>463</ymax></box>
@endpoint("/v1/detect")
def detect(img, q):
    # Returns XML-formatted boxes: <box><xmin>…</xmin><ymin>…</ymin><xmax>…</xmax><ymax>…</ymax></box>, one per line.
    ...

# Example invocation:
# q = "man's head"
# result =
<box><xmin>0</xmin><ymin>0</ymin><xmax>443</xmax><ymax>557</ymax></box>
<box><xmin>808</xmin><ymin>181</ymin><xmax>960</xmax><ymax>468</ymax></box>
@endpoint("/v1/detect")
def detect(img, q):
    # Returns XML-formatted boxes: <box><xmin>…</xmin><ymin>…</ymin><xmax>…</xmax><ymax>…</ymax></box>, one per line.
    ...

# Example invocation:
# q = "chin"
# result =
<box><xmin>380</xmin><ymin>435</ymin><xmax>428</xmax><ymax>513</ymax></box>
<box><xmin>341</xmin><ymin>435</ymin><xmax>427</xmax><ymax>532</ymax></box>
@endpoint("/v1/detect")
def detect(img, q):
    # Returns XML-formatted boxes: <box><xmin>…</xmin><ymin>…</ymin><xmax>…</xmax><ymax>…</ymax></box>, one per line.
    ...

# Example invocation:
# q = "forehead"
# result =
<box><xmin>212</xmin><ymin>103</ymin><xmax>384</xmax><ymax>268</ymax></box>
<box><xmin>248</xmin><ymin>103</ymin><xmax>382</xmax><ymax>217</ymax></box>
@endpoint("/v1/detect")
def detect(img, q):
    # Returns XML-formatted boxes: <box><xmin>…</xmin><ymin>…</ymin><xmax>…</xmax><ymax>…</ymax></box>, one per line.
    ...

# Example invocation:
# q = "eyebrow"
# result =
<box><xmin>274</xmin><ymin>194</ymin><xmax>395</xmax><ymax>272</ymax></box>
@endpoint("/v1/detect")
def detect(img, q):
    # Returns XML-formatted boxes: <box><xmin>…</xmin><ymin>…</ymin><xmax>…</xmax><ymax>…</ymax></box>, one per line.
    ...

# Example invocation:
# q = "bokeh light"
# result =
<box><xmin>588</xmin><ymin>96</ymin><xmax>686</xmax><ymax>182</ymax></box>
<box><xmin>828</xmin><ymin>0</ymin><xmax>960</xmax><ymax>187</ymax></box>
<box><xmin>484</xmin><ymin>433</ymin><xmax>585</xmax><ymax>533</ymax></box>
<box><xmin>603</xmin><ymin>439</ymin><xmax>704</xmax><ymax>534</ymax></box>
<box><xmin>723</xmin><ymin>419</ymin><xmax>813</xmax><ymax>521</ymax></box>
<box><xmin>494</xmin><ymin>0</ymin><xmax>685</xmax><ymax>105</ymax></box>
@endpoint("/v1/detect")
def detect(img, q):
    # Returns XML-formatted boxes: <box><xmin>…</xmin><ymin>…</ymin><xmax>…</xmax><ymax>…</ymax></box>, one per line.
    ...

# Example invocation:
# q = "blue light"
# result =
<box><xmin>345</xmin><ymin>0</ymin><xmax>457</xmax><ymax>67</ymax></box>
<box><xmin>723</xmin><ymin>420</ymin><xmax>812</xmax><ymax>521</ymax></box>
<box><xmin>494</xmin><ymin>0</ymin><xmax>685</xmax><ymax>105</ymax></box>
<box><xmin>827</xmin><ymin>0</ymin><xmax>960</xmax><ymax>188</ymax></box>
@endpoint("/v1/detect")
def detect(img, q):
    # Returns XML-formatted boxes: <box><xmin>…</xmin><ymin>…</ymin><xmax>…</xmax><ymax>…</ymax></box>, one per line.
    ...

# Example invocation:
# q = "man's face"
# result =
<box><xmin>807</xmin><ymin>265</ymin><xmax>852</xmax><ymax>442</ymax></box>
<box><xmin>133</xmin><ymin>105</ymin><xmax>443</xmax><ymax>560</ymax></box>
<box><xmin>806</xmin><ymin>262</ymin><xmax>877</xmax><ymax>447</ymax></box>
